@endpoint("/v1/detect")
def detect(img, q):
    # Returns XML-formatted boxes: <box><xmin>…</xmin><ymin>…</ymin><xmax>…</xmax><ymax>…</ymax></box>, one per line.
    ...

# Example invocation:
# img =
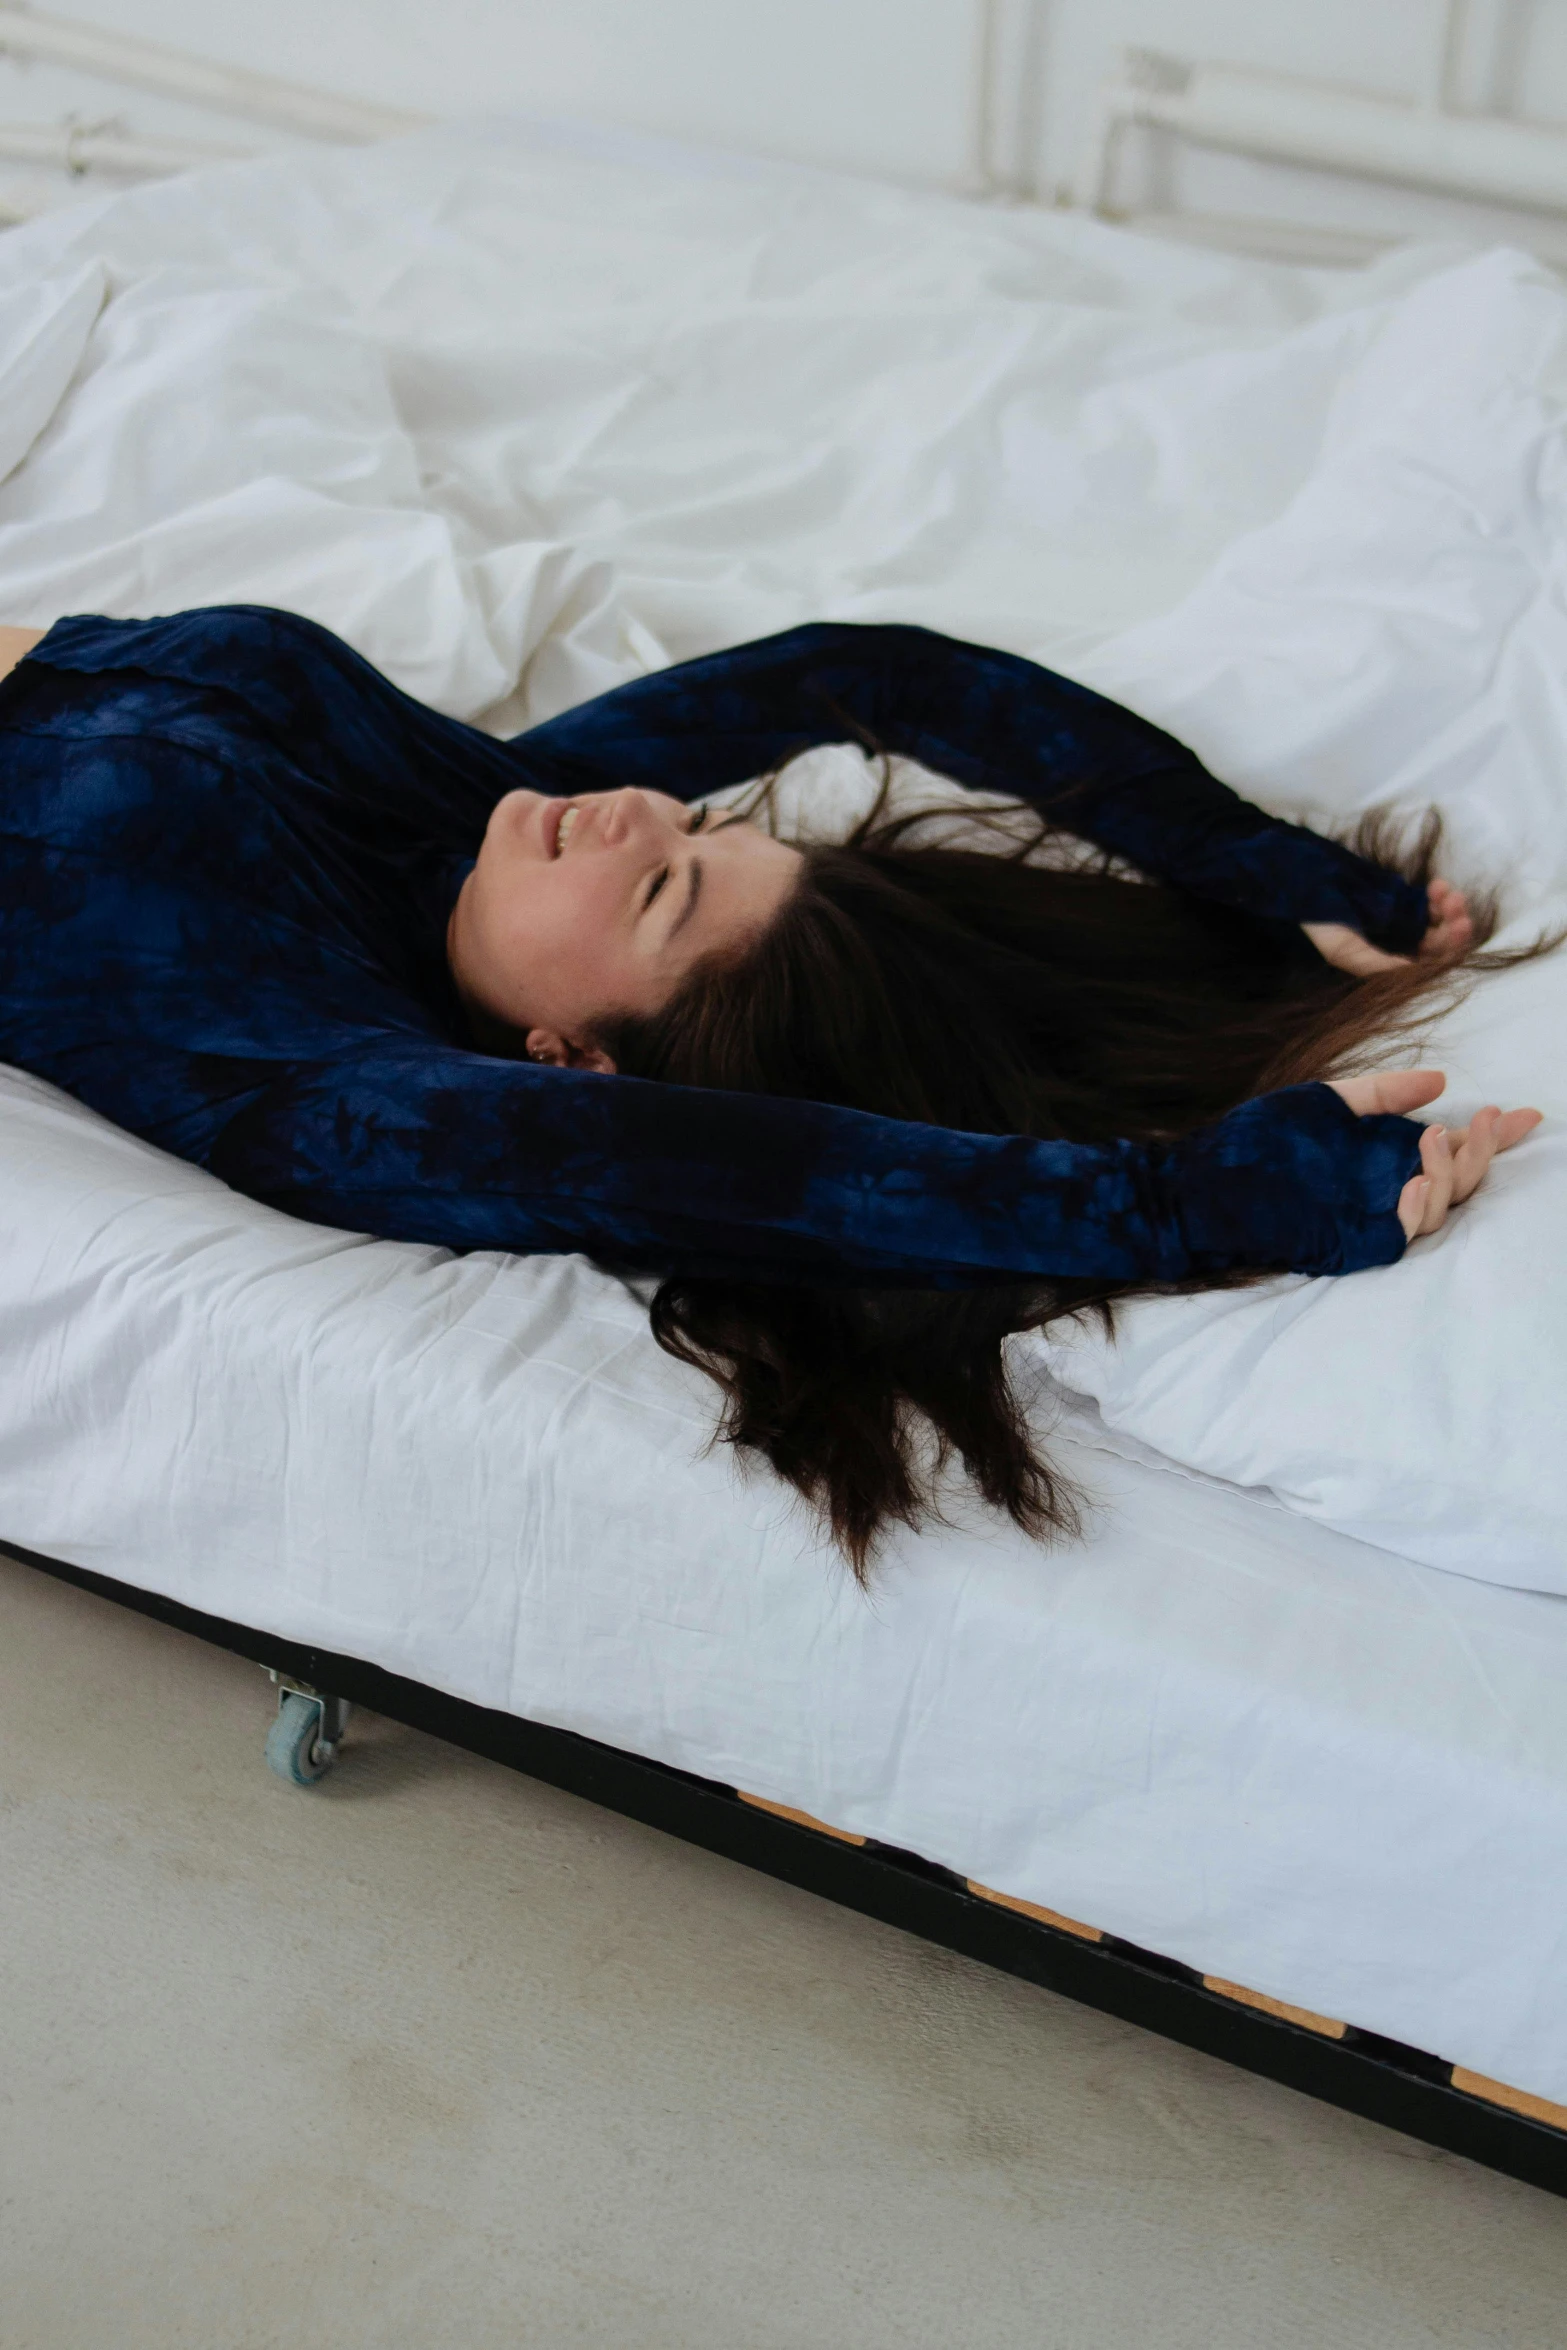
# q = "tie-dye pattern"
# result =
<box><xmin>0</xmin><ymin>606</ymin><xmax>1424</xmax><ymax>1285</ymax></box>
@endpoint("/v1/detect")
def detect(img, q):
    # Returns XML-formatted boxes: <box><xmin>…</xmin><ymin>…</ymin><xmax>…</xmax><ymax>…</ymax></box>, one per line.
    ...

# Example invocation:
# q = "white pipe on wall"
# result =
<box><xmin>0</xmin><ymin>116</ymin><xmax>252</xmax><ymax>175</ymax></box>
<box><xmin>1113</xmin><ymin>56</ymin><xmax>1567</xmax><ymax>219</ymax></box>
<box><xmin>1416</xmin><ymin>0</ymin><xmax>1467</xmax><ymax>116</ymax></box>
<box><xmin>0</xmin><ymin>4</ymin><xmax>432</xmax><ymax>144</ymax></box>
<box><xmin>960</xmin><ymin>0</ymin><xmax>998</xmax><ymax>198</ymax></box>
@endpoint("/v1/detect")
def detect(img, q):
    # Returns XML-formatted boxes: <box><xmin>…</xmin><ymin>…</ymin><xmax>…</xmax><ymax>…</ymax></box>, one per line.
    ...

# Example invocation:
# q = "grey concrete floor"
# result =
<box><xmin>3</xmin><ymin>1554</ymin><xmax>1565</xmax><ymax>2350</ymax></box>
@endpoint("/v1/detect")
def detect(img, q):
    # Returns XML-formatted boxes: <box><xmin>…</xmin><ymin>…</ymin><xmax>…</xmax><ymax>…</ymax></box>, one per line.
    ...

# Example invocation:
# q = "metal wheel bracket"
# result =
<box><xmin>264</xmin><ymin>1668</ymin><xmax>353</xmax><ymax>1773</ymax></box>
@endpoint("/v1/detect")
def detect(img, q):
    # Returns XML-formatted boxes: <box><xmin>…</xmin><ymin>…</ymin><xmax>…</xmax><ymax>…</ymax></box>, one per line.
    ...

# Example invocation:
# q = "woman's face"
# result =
<box><xmin>447</xmin><ymin>786</ymin><xmax>803</xmax><ymax>1070</ymax></box>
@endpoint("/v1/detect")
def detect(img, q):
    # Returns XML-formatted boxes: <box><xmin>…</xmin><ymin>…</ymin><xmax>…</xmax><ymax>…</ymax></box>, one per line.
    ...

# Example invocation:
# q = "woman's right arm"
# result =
<box><xmin>205</xmin><ymin>1037</ymin><xmax>1445</xmax><ymax>1288</ymax></box>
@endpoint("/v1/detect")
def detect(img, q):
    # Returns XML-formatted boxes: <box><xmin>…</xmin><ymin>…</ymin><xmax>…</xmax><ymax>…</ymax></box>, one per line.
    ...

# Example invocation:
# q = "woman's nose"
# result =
<box><xmin>599</xmin><ymin>788</ymin><xmax>661</xmax><ymax>847</ymax></box>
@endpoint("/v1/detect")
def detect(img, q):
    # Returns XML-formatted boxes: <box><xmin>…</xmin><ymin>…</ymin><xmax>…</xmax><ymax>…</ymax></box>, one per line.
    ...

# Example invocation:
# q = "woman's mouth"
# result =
<box><xmin>551</xmin><ymin>801</ymin><xmax>579</xmax><ymax>856</ymax></box>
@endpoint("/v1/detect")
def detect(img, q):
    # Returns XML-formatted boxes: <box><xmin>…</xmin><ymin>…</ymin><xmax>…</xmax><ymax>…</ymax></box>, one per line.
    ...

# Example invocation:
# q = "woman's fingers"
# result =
<box><xmin>1329</xmin><ymin>1071</ymin><xmax>1545</xmax><ymax>1136</ymax></box>
<box><xmin>1397</xmin><ymin>1175</ymin><xmax>1431</xmax><ymax>1242</ymax></box>
<box><xmin>1446</xmin><ymin>1108</ymin><xmax>1496</xmax><ymax>1210</ymax></box>
<box><xmin>1300</xmin><ymin>881</ymin><xmax>1475</xmax><ymax>975</ymax></box>
<box><xmin>1329</xmin><ymin>1068</ymin><xmax>1447</xmax><ymax>1120</ymax></box>
<box><xmin>1336</xmin><ymin>1075</ymin><xmax>1544</xmax><ymax>1245</ymax></box>
<box><xmin>1445</xmin><ymin>1105</ymin><xmax>1544</xmax><ymax>1200</ymax></box>
<box><xmin>1420</xmin><ymin>876</ymin><xmax>1474</xmax><ymax>959</ymax></box>
<box><xmin>1493</xmin><ymin>1105</ymin><xmax>1545</xmax><ymax>1150</ymax></box>
<box><xmin>1300</xmin><ymin>920</ymin><xmax>1409</xmax><ymax>976</ymax></box>
<box><xmin>1392</xmin><ymin>1103</ymin><xmax>1544</xmax><ymax>1241</ymax></box>
<box><xmin>1417</xmin><ymin>1122</ymin><xmax>1454</xmax><ymax>1233</ymax></box>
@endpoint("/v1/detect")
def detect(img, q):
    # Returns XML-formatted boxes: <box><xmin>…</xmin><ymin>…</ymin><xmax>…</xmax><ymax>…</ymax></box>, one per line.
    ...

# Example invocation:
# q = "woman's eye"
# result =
<box><xmin>687</xmin><ymin>806</ymin><xmax>709</xmax><ymax>833</ymax></box>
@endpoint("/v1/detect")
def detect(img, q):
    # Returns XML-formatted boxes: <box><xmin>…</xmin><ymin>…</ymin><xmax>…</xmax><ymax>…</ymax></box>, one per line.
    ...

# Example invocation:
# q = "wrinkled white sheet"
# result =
<box><xmin>1079</xmin><ymin>247</ymin><xmax>1567</xmax><ymax>922</ymax></box>
<box><xmin>7</xmin><ymin>1057</ymin><xmax>1567</xmax><ymax>2106</ymax></box>
<box><xmin>2</xmin><ymin>120</ymin><xmax>1566</xmax><ymax>2096</ymax></box>
<box><xmin>0</xmin><ymin>262</ymin><xmax>102</xmax><ymax>488</ymax></box>
<box><xmin>0</xmin><ymin>117</ymin><xmax>1502</xmax><ymax>711</ymax></box>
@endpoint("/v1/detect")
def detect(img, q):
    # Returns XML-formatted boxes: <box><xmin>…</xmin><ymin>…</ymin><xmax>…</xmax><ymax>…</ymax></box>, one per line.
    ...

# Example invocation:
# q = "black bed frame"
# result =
<box><xmin>9</xmin><ymin>1534</ymin><xmax>1565</xmax><ymax>2202</ymax></box>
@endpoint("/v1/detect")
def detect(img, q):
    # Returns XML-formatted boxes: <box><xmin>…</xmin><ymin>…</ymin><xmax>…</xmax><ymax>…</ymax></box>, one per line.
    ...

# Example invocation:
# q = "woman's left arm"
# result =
<box><xmin>26</xmin><ymin>606</ymin><xmax>1449</xmax><ymax>957</ymax></box>
<box><xmin>516</xmin><ymin>620</ymin><xmax>1438</xmax><ymax>956</ymax></box>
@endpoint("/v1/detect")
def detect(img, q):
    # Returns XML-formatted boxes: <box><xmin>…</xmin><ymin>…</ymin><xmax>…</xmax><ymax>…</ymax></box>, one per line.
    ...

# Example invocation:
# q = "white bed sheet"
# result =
<box><xmin>2</xmin><ymin>120</ymin><xmax>1566</xmax><ymax>2100</ymax></box>
<box><xmin>0</xmin><ymin>116</ymin><xmax>1496</xmax><ymax>715</ymax></box>
<box><xmin>7</xmin><ymin>1060</ymin><xmax>1567</xmax><ymax>2107</ymax></box>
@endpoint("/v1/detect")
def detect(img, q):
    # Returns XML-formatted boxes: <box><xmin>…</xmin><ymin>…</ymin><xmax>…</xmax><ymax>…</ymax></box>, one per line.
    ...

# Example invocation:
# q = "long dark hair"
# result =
<box><xmin>602</xmin><ymin>771</ymin><xmax>1529</xmax><ymax>1578</ymax></box>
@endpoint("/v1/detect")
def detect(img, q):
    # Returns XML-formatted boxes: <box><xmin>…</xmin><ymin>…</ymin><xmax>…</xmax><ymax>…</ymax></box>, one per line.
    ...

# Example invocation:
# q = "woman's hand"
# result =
<box><xmin>1303</xmin><ymin>877</ymin><xmax>1475</xmax><ymax>977</ymax></box>
<box><xmin>1328</xmin><ymin>1069</ymin><xmax>1542</xmax><ymax>1241</ymax></box>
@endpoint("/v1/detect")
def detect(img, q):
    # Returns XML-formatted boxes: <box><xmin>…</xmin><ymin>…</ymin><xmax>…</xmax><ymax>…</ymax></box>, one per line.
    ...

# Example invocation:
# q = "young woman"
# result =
<box><xmin>0</xmin><ymin>607</ymin><xmax>1538</xmax><ymax>1570</ymax></box>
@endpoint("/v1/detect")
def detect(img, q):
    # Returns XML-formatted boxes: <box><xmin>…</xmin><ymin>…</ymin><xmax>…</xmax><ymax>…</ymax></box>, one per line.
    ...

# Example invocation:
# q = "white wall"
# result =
<box><xmin>0</xmin><ymin>0</ymin><xmax>993</xmax><ymax>196</ymax></box>
<box><xmin>5</xmin><ymin>0</ymin><xmax>1567</xmax><ymax>259</ymax></box>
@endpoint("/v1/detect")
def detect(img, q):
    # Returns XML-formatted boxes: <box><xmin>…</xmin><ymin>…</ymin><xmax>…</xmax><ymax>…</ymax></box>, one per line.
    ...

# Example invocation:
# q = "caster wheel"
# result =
<box><xmin>266</xmin><ymin>1690</ymin><xmax>338</xmax><ymax>1786</ymax></box>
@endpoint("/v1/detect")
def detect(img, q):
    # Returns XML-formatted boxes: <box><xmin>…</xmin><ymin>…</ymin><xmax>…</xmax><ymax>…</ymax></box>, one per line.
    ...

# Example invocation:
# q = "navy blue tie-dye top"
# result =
<box><xmin>0</xmin><ymin>606</ymin><xmax>1428</xmax><ymax>1287</ymax></box>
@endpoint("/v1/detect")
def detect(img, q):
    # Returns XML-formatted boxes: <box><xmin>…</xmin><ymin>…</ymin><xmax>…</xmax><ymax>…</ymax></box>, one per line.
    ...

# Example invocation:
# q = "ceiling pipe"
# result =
<box><xmin>1090</xmin><ymin>48</ymin><xmax>1567</xmax><ymax>221</ymax></box>
<box><xmin>0</xmin><ymin>116</ymin><xmax>251</xmax><ymax>175</ymax></box>
<box><xmin>0</xmin><ymin>4</ymin><xmax>431</xmax><ymax>145</ymax></box>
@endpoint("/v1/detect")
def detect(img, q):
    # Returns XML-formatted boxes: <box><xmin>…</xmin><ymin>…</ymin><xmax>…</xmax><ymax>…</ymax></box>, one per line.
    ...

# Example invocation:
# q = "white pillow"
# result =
<box><xmin>1036</xmin><ymin>920</ymin><xmax>1567</xmax><ymax>1591</ymax></box>
<box><xmin>0</xmin><ymin>263</ymin><xmax>103</xmax><ymax>488</ymax></box>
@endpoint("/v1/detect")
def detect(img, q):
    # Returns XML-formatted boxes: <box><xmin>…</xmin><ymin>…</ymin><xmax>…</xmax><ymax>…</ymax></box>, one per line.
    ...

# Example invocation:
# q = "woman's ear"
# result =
<box><xmin>524</xmin><ymin>1027</ymin><xmax>618</xmax><ymax>1075</ymax></box>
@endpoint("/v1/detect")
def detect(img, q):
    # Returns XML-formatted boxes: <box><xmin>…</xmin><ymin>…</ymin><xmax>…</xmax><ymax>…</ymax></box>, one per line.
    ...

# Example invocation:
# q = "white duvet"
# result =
<box><xmin>4</xmin><ymin>120</ymin><xmax>1567</xmax><ymax>2096</ymax></box>
<box><xmin>0</xmin><ymin>124</ymin><xmax>1561</xmax><ymax>1592</ymax></box>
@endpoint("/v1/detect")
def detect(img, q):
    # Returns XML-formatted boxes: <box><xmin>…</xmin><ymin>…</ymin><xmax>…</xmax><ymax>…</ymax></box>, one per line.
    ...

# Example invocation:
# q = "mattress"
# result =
<box><xmin>1</xmin><ymin>117</ymin><xmax>1565</xmax><ymax>2107</ymax></box>
<box><xmin>6</xmin><ymin>1057</ymin><xmax>1567</xmax><ymax>2109</ymax></box>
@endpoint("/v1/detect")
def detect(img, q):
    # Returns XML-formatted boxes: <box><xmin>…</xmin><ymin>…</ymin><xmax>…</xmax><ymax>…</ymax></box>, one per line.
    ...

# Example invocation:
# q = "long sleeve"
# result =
<box><xmin>207</xmin><ymin>1038</ymin><xmax>1423</xmax><ymax>1287</ymax></box>
<box><xmin>27</xmin><ymin>606</ymin><xmax>1429</xmax><ymax>948</ymax></box>
<box><xmin>12</xmin><ymin>605</ymin><xmax>1426</xmax><ymax>1291</ymax></box>
<box><xmin>22</xmin><ymin>605</ymin><xmax>524</xmax><ymax>845</ymax></box>
<box><xmin>515</xmin><ymin>622</ymin><xmax>1431</xmax><ymax>953</ymax></box>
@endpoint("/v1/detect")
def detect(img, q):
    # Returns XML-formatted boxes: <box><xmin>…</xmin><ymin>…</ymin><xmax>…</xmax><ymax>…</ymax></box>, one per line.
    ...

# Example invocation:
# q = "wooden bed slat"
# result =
<box><xmin>965</xmin><ymin>1881</ymin><xmax>1104</xmax><ymax>1942</ymax></box>
<box><xmin>1203</xmin><ymin>1976</ymin><xmax>1347</xmax><ymax>2039</ymax></box>
<box><xmin>1451</xmin><ymin>2067</ymin><xmax>1567</xmax><ymax>2131</ymax></box>
<box><xmin>737</xmin><ymin>1792</ymin><xmax>866</xmax><ymax>1845</ymax></box>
